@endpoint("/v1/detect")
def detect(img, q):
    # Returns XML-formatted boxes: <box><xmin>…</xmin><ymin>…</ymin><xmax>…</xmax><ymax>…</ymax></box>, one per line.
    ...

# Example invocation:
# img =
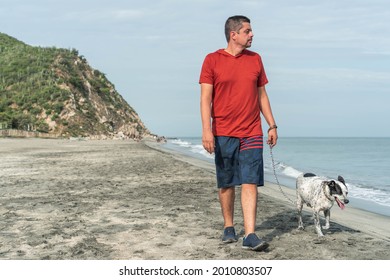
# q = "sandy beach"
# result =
<box><xmin>0</xmin><ymin>138</ymin><xmax>389</xmax><ymax>260</ymax></box>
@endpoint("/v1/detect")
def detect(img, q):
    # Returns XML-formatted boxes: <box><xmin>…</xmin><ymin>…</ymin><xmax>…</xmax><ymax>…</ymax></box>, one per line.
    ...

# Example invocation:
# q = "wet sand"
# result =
<box><xmin>0</xmin><ymin>138</ymin><xmax>389</xmax><ymax>260</ymax></box>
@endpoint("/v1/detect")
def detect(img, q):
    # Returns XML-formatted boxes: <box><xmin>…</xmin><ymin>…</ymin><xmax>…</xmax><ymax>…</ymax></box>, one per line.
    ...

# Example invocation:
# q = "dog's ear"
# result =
<box><xmin>328</xmin><ymin>180</ymin><xmax>336</xmax><ymax>188</ymax></box>
<box><xmin>338</xmin><ymin>176</ymin><xmax>346</xmax><ymax>185</ymax></box>
<box><xmin>328</xmin><ymin>180</ymin><xmax>343</xmax><ymax>195</ymax></box>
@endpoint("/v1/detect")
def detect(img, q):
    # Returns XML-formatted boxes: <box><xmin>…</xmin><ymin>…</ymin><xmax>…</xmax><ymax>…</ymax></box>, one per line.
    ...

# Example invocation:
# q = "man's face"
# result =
<box><xmin>232</xmin><ymin>22</ymin><xmax>253</xmax><ymax>48</ymax></box>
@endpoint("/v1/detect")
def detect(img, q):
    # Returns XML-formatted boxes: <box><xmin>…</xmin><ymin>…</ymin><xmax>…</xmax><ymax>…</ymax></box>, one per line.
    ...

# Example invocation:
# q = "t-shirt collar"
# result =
<box><xmin>217</xmin><ymin>49</ymin><xmax>247</xmax><ymax>58</ymax></box>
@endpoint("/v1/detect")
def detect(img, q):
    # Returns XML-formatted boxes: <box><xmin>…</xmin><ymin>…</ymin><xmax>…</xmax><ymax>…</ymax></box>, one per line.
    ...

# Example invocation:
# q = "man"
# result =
<box><xmin>199</xmin><ymin>15</ymin><xmax>278</xmax><ymax>251</ymax></box>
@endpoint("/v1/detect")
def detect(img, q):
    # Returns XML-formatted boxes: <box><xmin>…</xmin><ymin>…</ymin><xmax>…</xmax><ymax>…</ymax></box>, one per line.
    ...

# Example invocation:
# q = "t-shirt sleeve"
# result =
<box><xmin>199</xmin><ymin>54</ymin><xmax>214</xmax><ymax>84</ymax></box>
<box><xmin>257</xmin><ymin>55</ymin><xmax>268</xmax><ymax>87</ymax></box>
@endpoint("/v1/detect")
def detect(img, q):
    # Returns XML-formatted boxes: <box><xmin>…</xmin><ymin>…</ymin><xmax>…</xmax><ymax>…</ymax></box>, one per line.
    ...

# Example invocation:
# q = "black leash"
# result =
<box><xmin>269</xmin><ymin>145</ymin><xmax>296</xmax><ymax>205</ymax></box>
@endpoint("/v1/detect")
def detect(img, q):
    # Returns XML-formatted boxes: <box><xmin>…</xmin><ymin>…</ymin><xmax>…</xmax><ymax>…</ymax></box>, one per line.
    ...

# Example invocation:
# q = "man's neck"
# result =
<box><xmin>224</xmin><ymin>45</ymin><xmax>246</xmax><ymax>56</ymax></box>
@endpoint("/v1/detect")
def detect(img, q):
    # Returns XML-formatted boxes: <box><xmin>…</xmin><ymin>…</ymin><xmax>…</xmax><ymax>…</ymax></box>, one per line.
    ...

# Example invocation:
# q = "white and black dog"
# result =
<box><xmin>296</xmin><ymin>173</ymin><xmax>349</xmax><ymax>237</ymax></box>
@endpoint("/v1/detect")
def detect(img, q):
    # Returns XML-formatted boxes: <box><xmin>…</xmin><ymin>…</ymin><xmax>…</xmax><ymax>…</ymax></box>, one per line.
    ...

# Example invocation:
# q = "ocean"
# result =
<box><xmin>162</xmin><ymin>137</ymin><xmax>390</xmax><ymax>217</ymax></box>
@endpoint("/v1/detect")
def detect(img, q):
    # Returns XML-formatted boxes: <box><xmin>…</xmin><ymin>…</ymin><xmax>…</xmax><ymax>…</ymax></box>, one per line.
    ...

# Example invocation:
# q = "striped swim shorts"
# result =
<box><xmin>214</xmin><ymin>135</ymin><xmax>264</xmax><ymax>188</ymax></box>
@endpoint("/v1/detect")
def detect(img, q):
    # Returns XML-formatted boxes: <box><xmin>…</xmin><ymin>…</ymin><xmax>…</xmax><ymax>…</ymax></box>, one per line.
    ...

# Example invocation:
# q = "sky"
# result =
<box><xmin>1</xmin><ymin>0</ymin><xmax>389</xmax><ymax>137</ymax></box>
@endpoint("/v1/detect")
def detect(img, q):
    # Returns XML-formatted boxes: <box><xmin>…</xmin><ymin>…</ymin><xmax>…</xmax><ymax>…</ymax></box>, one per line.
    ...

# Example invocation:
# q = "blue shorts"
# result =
<box><xmin>214</xmin><ymin>136</ymin><xmax>264</xmax><ymax>188</ymax></box>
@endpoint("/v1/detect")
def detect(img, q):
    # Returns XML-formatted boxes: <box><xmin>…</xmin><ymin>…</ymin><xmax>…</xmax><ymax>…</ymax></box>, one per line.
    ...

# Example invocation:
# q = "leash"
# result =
<box><xmin>269</xmin><ymin>144</ymin><xmax>296</xmax><ymax>205</ymax></box>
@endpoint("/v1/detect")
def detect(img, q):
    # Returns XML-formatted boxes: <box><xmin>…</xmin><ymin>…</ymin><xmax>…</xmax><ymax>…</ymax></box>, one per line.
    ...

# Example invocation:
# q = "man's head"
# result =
<box><xmin>225</xmin><ymin>16</ymin><xmax>253</xmax><ymax>49</ymax></box>
<box><xmin>224</xmin><ymin>15</ymin><xmax>251</xmax><ymax>42</ymax></box>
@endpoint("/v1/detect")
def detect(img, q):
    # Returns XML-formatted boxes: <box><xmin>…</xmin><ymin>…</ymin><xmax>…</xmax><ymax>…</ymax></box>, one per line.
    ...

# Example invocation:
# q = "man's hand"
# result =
<box><xmin>267</xmin><ymin>129</ymin><xmax>278</xmax><ymax>148</ymax></box>
<box><xmin>202</xmin><ymin>130</ymin><xmax>215</xmax><ymax>154</ymax></box>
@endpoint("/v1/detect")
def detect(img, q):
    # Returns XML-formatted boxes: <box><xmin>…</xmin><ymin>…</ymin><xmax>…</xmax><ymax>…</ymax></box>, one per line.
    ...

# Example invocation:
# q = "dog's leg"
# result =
<box><xmin>323</xmin><ymin>209</ymin><xmax>330</xmax><ymax>229</ymax></box>
<box><xmin>297</xmin><ymin>195</ymin><xmax>304</xmax><ymax>230</ymax></box>
<box><xmin>313</xmin><ymin>210</ymin><xmax>324</xmax><ymax>237</ymax></box>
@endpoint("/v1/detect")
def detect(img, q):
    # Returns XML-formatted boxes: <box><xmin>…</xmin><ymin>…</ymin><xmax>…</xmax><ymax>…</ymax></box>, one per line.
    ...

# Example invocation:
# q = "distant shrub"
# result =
<box><xmin>30</xmin><ymin>107</ymin><xmax>42</xmax><ymax>115</ymax></box>
<box><xmin>36</xmin><ymin>121</ymin><xmax>49</xmax><ymax>133</ymax></box>
<box><xmin>53</xmin><ymin>103</ymin><xmax>64</xmax><ymax>114</ymax></box>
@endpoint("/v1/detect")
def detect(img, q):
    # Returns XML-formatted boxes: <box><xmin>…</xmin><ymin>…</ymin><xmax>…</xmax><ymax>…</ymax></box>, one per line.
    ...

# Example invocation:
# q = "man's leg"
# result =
<box><xmin>214</xmin><ymin>136</ymin><xmax>240</xmax><ymax>243</ymax></box>
<box><xmin>219</xmin><ymin>186</ymin><xmax>235</xmax><ymax>228</ymax></box>
<box><xmin>238</xmin><ymin>136</ymin><xmax>268</xmax><ymax>251</ymax></box>
<box><xmin>241</xmin><ymin>183</ymin><xmax>258</xmax><ymax>235</ymax></box>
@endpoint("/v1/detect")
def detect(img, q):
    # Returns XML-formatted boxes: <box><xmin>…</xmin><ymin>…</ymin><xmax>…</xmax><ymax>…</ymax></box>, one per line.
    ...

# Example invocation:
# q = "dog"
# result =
<box><xmin>296</xmin><ymin>173</ymin><xmax>349</xmax><ymax>237</ymax></box>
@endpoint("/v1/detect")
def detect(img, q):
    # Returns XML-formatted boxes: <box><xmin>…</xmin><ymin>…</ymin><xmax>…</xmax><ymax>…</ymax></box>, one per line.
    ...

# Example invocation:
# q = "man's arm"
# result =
<box><xmin>200</xmin><ymin>83</ymin><xmax>215</xmax><ymax>154</ymax></box>
<box><xmin>258</xmin><ymin>86</ymin><xmax>278</xmax><ymax>147</ymax></box>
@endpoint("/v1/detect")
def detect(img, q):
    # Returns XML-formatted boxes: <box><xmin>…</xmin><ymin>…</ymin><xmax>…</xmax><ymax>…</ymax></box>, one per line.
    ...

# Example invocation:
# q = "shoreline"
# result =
<box><xmin>161</xmin><ymin>137</ymin><xmax>390</xmax><ymax>217</ymax></box>
<box><xmin>146</xmin><ymin>140</ymin><xmax>390</xmax><ymax>242</ymax></box>
<box><xmin>0</xmin><ymin>138</ymin><xmax>389</xmax><ymax>259</ymax></box>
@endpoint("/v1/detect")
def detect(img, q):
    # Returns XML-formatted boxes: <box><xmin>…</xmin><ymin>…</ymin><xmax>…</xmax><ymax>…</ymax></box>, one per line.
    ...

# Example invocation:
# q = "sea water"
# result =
<box><xmin>162</xmin><ymin>137</ymin><xmax>390</xmax><ymax>217</ymax></box>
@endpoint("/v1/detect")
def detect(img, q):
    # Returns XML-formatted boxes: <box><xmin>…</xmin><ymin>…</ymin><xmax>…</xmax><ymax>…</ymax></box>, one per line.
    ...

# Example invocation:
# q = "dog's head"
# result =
<box><xmin>327</xmin><ymin>176</ymin><xmax>349</xmax><ymax>209</ymax></box>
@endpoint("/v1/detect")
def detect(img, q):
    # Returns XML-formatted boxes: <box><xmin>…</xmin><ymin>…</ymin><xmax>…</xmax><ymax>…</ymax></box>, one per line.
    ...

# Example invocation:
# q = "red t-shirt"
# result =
<box><xmin>199</xmin><ymin>49</ymin><xmax>268</xmax><ymax>137</ymax></box>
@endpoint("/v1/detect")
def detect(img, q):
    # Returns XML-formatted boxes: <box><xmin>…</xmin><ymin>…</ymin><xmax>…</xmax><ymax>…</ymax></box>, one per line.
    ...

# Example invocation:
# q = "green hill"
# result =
<box><xmin>0</xmin><ymin>32</ymin><xmax>150</xmax><ymax>139</ymax></box>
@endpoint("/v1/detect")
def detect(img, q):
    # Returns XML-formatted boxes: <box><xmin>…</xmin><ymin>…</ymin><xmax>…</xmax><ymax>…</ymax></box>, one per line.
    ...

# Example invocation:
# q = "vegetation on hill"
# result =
<box><xmin>0</xmin><ymin>32</ymin><xmax>149</xmax><ymax>138</ymax></box>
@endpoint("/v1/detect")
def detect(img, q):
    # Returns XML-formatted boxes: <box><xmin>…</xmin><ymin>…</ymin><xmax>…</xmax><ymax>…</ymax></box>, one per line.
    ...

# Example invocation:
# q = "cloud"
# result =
<box><xmin>268</xmin><ymin>67</ymin><xmax>390</xmax><ymax>93</ymax></box>
<box><xmin>256</xmin><ymin>1</ymin><xmax>389</xmax><ymax>47</ymax></box>
<box><xmin>110</xmin><ymin>9</ymin><xmax>146</xmax><ymax>20</ymax></box>
<box><xmin>62</xmin><ymin>8</ymin><xmax>148</xmax><ymax>23</ymax></box>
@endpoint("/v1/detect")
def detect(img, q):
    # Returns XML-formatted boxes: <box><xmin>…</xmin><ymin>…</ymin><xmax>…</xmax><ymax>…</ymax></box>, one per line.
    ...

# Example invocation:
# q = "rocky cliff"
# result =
<box><xmin>0</xmin><ymin>32</ymin><xmax>152</xmax><ymax>139</ymax></box>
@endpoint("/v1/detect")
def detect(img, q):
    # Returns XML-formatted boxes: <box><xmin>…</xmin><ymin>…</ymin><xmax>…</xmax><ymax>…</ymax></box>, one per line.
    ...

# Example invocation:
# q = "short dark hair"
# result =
<box><xmin>224</xmin><ymin>15</ymin><xmax>251</xmax><ymax>42</ymax></box>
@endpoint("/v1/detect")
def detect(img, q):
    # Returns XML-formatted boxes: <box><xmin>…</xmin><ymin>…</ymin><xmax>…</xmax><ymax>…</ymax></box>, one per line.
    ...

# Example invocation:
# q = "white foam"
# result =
<box><xmin>282</xmin><ymin>166</ymin><xmax>303</xmax><ymax>178</ymax></box>
<box><xmin>171</xmin><ymin>139</ymin><xmax>192</xmax><ymax>147</ymax></box>
<box><xmin>190</xmin><ymin>144</ymin><xmax>214</xmax><ymax>159</ymax></box>
<box><xmin>348</xmin><ymin>183</ymin><xmax>390</xmax><ymax>207</ymax></box>
<box><xmin>267</xmin><ymin>160</ymin><xmax>303</xmax><ymax>179</ymax></box>
<box><xmin>169</xmin><ymin>139</ymin><xmax>214</xmax><ymax>160</ymax></box>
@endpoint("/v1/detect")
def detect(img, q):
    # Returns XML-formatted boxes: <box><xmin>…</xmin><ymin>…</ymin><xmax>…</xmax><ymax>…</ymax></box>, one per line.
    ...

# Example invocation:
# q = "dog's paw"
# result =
<box><xmin>297</xmin><ymin>226</ymin><xmax>304</xmax><ymax>230</ymax></box>
<box><xmin>323</xmin><ymin>225</ymin><xmax>330</xmax><ymax>230</ymax></box>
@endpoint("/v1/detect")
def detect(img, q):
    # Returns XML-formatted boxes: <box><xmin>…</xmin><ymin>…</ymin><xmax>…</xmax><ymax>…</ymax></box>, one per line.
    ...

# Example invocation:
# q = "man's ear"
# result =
<box><xmin>230</xmin><ymin>31</ymin><xmax>237</xmax><ymax>41</ymax></box>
